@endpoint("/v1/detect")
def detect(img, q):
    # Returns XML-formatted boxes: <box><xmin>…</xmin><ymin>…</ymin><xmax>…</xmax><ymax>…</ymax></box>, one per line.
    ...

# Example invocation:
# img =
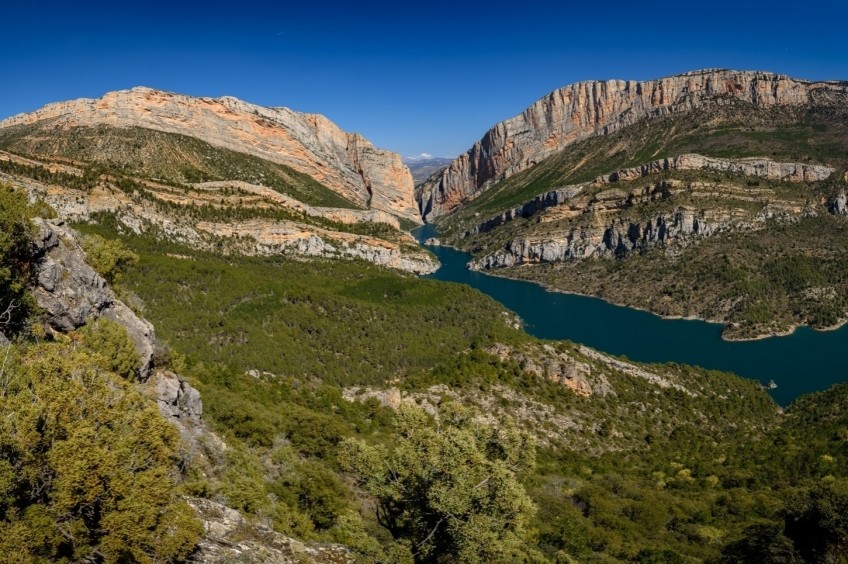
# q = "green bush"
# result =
<box><xmin>0</xmin><ymin>343</ymin><xmax>202</xmax><ymax>561</ymax></box>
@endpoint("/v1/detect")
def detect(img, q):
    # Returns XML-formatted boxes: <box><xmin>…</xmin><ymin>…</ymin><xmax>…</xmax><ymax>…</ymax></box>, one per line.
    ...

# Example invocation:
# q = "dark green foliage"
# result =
<box><xmin>79</xmin><ymin>317</ymin><xmax>142</xmax><ymax>379</ymax></box>
<box><xmin>784</xmin><ymin>480</ymin><xmax>848</xmax><ymax>562</ymax></box>
<box><xmin>66</xmin><ymin>218</ymin><xmax>848</xmax><ymax>562</ymax></box>
<box><xmin>81</xmin><ymin>233</ymin><xmax>139</xmax><ymax>285</ymax></box>
<box><xmin>0</xmin><ymin>183</ymin><xmax>38</xmax><ymax>334</ymax></box>
<box><xmin>340</xmin><ymin>403</ymin><xmax>540</xmax><ymax>563</ymax></box>
<box><xmin>721</xmin><ymin>522</ymin><xmax>801</xmax><ymax>563</ymax></box>
<box><xmin>76</xmin><ymin>223</ymin><xmax>520</xmax><ymax>387</ymax></box>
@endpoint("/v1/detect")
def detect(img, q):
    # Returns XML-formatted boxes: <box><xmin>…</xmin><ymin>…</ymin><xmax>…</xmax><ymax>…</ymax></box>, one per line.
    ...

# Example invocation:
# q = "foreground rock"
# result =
<box><xmin>31</xmin><ymin>218</ymin><xmax>156</xmax><ymax>377</ymax></box>
<box><xmin>188</xmin><ymin>499</ymin><xmax>352</xmax><ymax>564</ymax></box>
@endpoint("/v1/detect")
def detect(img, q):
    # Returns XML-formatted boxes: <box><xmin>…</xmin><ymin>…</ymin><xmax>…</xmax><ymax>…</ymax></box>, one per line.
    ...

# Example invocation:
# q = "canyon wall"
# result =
<box><xmin>0</xmin><ymin>87</ymin><xmax>421</xmax><ymax>223</ymax></box>
<box><xmin>419</xmin><ymin>69</ymin><xmax>848</xmax><ymax>220</ymax></box>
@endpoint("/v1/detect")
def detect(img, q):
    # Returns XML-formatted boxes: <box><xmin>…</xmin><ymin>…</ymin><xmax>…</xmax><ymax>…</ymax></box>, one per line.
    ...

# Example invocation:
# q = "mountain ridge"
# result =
<box><xmin>0</xmin><ymin>86</ymin><xmax>421</xmax><ymax>224</ymax></box>
<box><xmin>417</xmin><ymin>68</ymin><xmax>848</xmax><ymax>221</ymax></box>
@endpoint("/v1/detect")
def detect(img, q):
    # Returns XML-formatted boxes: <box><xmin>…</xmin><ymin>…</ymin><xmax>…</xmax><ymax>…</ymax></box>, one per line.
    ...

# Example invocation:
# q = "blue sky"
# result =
<box><xmin>2</xmin><ymin>1</ymin><xmax>847</xmax><ymax>158</ymax></box>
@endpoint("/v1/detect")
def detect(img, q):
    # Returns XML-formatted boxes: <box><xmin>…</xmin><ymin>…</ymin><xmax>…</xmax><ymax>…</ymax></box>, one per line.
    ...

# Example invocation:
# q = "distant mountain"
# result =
<box><xmin>402</xmin><ymin>153</ymin><xmax>453</xmax><ymax>184</ymax></box>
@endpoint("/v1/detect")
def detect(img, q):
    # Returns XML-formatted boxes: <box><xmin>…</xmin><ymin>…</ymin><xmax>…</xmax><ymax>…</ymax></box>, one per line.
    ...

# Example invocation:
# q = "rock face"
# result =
<box><xmin>464</xmin><ymin>154</ymin><xmax>827</xmax><ymax>239</ymax></box>
<box><xmin>146</xmin><ymin>370</ymin><xmax>203</xmax><ymax>427</ymax></box>
<box><xmin>31</xmin><ymin>218</ymin><xmax>156</xmax><ymax>377</ymax></box>
<box><xmin>418</xmin><ymin>69</ymin><xmax>848</xmax><ymax>220</ymax></box>
<box><xmin>0</xmin><ymin>87</ymin><xmax>420</xmax><ymax>224</ymax></box>
<box><xmin>471</xmin><ymin>206</ymin><xmax>733</xmax><ymax>269</ymax></box>
<box><xmin>5</xmin><ymin>164</ymin><xmax>438</xmax><ymax>275</ymax></box>
<box><xmin>595</xmin><ymin>154</ymin><xmax>833</xmax><ymax>185</ymax></box>
<box><xmin>828</xmin><ymin>188</ymin><xmax>848</xmax><ymax>215</ymax></box>
<box><xmin>188</xmin><ymin>498</ymin><xmax>352</xmax><ymax>564</ymax></box>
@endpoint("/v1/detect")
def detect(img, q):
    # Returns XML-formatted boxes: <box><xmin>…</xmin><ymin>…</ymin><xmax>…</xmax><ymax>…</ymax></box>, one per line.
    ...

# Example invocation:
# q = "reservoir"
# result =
<box><xmin>415</xmin><ymin>225</ymin><xmax>848</xmax><ymax>405</ymax></box>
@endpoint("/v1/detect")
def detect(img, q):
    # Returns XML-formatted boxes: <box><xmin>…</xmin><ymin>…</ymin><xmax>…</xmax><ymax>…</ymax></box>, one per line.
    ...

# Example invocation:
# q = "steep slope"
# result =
<box><xmin>426</xmin><ymin>69</ymin><xmax>848</xmax><ymax>339</ymax></box>
<box><xmin>0</xmin><ymin>87</ymin><xmax>420</xmax><ymax>223</ymax></box>
<box><xmin>0</xmin><ymin>90</ymin><xmax>437</xmax><ymax>273</ymax></box>
<box><xmin>419</xmin><ymin>69</ymin><xmax>848</xmax><ymax>220</ymax></box>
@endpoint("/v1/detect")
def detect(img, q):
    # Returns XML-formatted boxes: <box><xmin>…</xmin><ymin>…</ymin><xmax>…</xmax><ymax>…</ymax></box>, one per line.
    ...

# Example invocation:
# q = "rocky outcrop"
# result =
<box><xmin>471</xmin><ymin>206</ymin><xmax>752</xmax><ymax>269</ymax></box>
<box><xmin>484</xmin><ymin>343</ymin><xmax>598</xmax><ymax>396</ymax></box>
<box><xmin>31</xmin><ymin>218</ymin><xmax>156</xmax><ymax>377</ymax></box>
<box><xmin>596</xmin><ymin>154</ymin><xmax>833</xmax><ymax>185</ymax></box>
<box><xmin>419</xmin><ymin>69</ymin><xmax>848</xmax><ymax>220</ymax></box>
<box><xmin>463</xmin><ymin>154</ymin><xmax>825</xmax><ymax>239</ymax></box>
<box><xmin>464</xmin><ymin>186</ymin><xmax>585</xmax><ymax>237</ymax></box>
<box><xmin>145</xmin><ymin>370</ymin><xmax>203</xmax><ymax>427</ymax></box>
<box><xmin>8</xmin><ymin>172</ymin><xmax>438</xmax><ymax>275</ymax></box>
<box><xmin>188</xmin><ymin>498</ymin><xmax>352</xmax><ymax>564</ymax></box>
<box><xmin>193</xmin><ymin>181</ymin><xmax>402</xmax><ymax>229</ymax></box>
<box><xmin>828</xmin><ymin>188</ymin><xmax>848</xmax><ymax>215</ymax></box>
<box><xmin>194</xmin><ymin>219</ymin><xmax>438</xmax><ymax>274</ymax></box>
<box><xmin>0</xmin><ymin>87</ymin><xmax>420</xmax><ymax>224</ymax></box>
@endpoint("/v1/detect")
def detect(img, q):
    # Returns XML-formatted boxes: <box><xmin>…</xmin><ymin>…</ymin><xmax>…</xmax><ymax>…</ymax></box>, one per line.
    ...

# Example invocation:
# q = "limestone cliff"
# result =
<box><xmin>0</xmin><ymin>87</ymin><xmax>420</xmax><ymax>224</ymax></box>
<box><xmin>419</xmin><ymin>69</ymin><xmax>848</xmax><ymax>220</ymax></box>
<box><xmin>463</xmin><ymin>154</ymin><xmax>831</xmax><ymax>239</ymax></box>
<box><xmin>1</xmin><ymin>151</ymin><xmax>438</xmax><ymax>275</ymax></box>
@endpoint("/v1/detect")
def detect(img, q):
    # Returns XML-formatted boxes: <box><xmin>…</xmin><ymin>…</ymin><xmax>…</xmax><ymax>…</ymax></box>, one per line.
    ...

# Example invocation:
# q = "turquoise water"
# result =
<box><xmin>415</xmin><ymin>225</ymin><xmax>848</xmax><ymax>405</ymax></box>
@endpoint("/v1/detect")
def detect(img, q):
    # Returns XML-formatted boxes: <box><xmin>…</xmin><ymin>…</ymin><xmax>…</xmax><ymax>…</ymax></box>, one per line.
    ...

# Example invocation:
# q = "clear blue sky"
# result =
<box><xmin>2</xmin><ymin>0</ymin><xmax>847</xmax><ymax>158</ymax></box>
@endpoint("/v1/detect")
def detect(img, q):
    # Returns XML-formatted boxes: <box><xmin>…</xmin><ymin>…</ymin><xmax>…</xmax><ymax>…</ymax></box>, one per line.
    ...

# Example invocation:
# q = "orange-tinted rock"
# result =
<box><xmin>0</xmin><ymin>88</ymin><xmax>421</xmax><ymax>224</ymax></box>
<box><xmin>419</xmin><ymin>69</ymin><xmax>848</xmax><ymax>220</ymax></box>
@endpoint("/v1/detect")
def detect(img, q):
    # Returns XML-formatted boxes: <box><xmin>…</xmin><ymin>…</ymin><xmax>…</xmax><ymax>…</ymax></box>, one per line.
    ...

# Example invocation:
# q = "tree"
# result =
<box><xmin>720</xmin><ymin>522</ymin><xmax>801</xmax><ymax>564</ymax></box>
<box><xmin>784</xmin><ymin>479</ymin><xmax>848</xmax><ymax>563</ymax></box>
<box><xmin>0</xmin><ymin>183</ymin><xmax>38</xmax><ymax>334</ymax></box>
<box><xmin>340</xmin><ymin>402</ymin><xmax>539</xmax><ymax>563</ymax></box>
<box><xmin>0</xmin><ymin>343</ymin><xmax>202</xmax><ymax>561</ymax></box>
<box><xmin>81</xmin><ymin>233</ymin><xmax>139</xmax><ymax>285</ymax></box>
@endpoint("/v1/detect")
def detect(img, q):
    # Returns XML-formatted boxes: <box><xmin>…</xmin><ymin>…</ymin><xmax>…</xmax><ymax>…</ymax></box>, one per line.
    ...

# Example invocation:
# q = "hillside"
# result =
<box><xmin>0</xmin><ymin>89</ymin><xmax>436</xmax><ymax>274</ymax></box>
<box><xmin>427</xmin><ymin>69</ymin><xmax>848</xmax><ymax>340</ymax></box>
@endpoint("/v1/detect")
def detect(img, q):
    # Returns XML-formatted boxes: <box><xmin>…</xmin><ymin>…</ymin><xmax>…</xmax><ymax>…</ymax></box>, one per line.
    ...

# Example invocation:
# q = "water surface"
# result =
<box><xmin>415</xmin><ymin>225</ymin><xmax>848</xmax><ymax>405</ymax></box>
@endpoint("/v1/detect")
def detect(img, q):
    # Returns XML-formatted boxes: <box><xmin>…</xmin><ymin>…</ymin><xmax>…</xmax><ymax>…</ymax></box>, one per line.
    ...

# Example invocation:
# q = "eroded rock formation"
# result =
<box><xmin>419</xmin><ymin>69</ymin><xmax>848</xmax><ymax>220</ymax></box>
<box><xmin>31</xmin><ymin>218</ymin><xmax>156</xmax><ymax>376</ymax></box>
<box><xmin>0</xmin><ymin>87</ymin><xmax>420</xmax><ymax>223</ymax></box>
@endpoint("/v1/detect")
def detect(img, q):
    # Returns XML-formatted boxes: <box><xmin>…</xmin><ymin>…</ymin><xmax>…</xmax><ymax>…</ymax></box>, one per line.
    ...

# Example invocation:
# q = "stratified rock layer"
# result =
<box><xmin>0</xmin><ymin>87</ymin><xmax>420</xmax><ymax>223</ymax></box>
<box><xmin>419</xmin><ymin>69</ymin><xmax>848</xmax><ymax>220</ymax></box>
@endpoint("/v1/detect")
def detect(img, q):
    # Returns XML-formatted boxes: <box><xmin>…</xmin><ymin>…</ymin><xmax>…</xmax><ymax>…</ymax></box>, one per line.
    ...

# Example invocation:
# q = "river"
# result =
<box><xmin>414</xmin><ymin>225</ymin><xmax>848</xmax><ymax>405</ymax></box>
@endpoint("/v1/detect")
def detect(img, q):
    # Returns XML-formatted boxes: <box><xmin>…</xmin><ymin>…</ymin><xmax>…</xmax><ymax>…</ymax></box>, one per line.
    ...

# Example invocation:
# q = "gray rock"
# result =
<box><xmin>30</xmin><ymin>219</ymin><xmax>156</xmax><ymax>378</ymax></box>
<box><xmin>188</xmin><ymin>498</ymin><xmax>353</xmax><ymax>563</ymax></box>
<box><xmin>828</xmin><ymin>189</ymin><xmax>848</xmax><ymax>215</ymax></box>
<box><xmin>0</xmin><ymin>332</ymin><xmax>9</xmax><ymax>347</ymax></box>
<box><xmin>146</xmin><ymin>370</ymin><xmax>203</xmax><ymax>427</ymax></box>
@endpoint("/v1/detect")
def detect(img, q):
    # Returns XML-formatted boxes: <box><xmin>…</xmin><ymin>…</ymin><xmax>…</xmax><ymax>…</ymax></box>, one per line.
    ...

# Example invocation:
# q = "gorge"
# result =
<box><xmin>415</xmin><ymin>224</ymin><xmax>848</xmax><ymax>406</ymax></box>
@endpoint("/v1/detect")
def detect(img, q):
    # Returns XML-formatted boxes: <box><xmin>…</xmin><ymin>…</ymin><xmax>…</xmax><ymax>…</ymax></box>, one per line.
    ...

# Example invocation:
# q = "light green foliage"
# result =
<box><xmin>79</xmin><ymin>316</ymin><xmax>141</xmax><ymax>379</ymax></box>
<box><xmin>341</xmin><ymin>403</ymin><xmax>539</xmax><ymax>563</ymax></box>
<box><xmin>0</xmin><ymin>342</ymin><xmax>202</xmax><ymax>562</ymax></box>
<box><xmin>81</xmin><ymin>232</ymin><xmax>139</xmax><ymax>285</ymax></box>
